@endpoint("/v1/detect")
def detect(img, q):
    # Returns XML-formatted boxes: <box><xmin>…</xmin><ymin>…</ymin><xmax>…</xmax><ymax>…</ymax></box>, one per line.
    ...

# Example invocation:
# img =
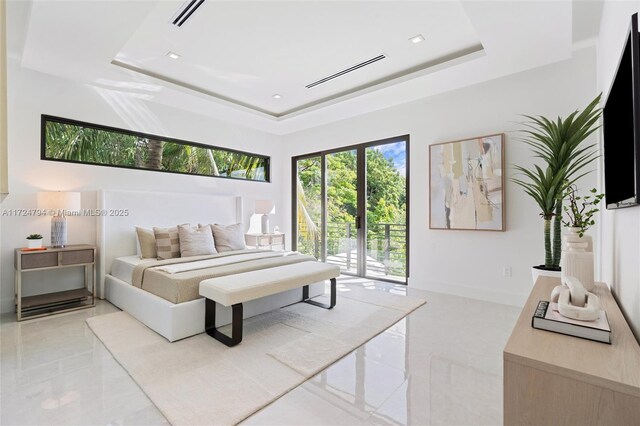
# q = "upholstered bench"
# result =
<box><xmin>199</xmin><ymin>262</ymin><xmax>340</xmax><ymax>346</ymax></box>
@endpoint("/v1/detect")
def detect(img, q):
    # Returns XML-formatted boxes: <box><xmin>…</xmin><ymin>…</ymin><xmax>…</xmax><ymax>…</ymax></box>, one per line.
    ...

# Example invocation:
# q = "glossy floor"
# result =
<box><xmin>0</xmin><ymin>277</ymin><xmax>521</xmax><ymax>425</ymax></box>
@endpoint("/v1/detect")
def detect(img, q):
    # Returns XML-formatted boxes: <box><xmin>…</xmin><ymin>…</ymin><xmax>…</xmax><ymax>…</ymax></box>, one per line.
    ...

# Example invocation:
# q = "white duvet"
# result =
<box><xmin>154</xmin><ymin>251</ymin><xmax>300</xmax><ymax>274</ymax></box>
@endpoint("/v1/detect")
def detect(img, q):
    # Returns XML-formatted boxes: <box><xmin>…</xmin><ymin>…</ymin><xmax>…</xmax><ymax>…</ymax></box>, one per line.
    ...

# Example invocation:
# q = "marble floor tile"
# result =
<box><xmin>304</xmin><ymin>348</ymin><xmax>408</xmax><ymax>414</ymax></box>
<box><xmin>1</xmin><ymin>278</ymin><xmax>521</xmax><ymax>426</ymax></box>
<box><xmin>0</xmin><ymin>301</ymin><xmax>166</xmax><ymax>426</ymax></box>
<box><xmin>245</xmin><ymin>281</ymin><xmax>521</xmax><ymax>425</ymax></box>
<box><xmin>242</xmin><ymin>385</ymin><xmax>369</xmax><ymax>426</ymax></box>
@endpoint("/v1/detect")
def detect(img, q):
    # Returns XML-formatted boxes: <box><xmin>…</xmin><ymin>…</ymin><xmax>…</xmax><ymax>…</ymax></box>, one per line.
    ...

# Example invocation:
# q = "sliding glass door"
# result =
<box><xmin>293</xmin><ymin>136</ymin><xmax>409</xmax><ymax>283</ymax></box>
<box><xmin>326</xmin><ymin>149</ymin><xmax>359</xmax><ymax>274</ymax></box>
<box><xmin>295</xmin><ymin>156</ymin><xmax>323</xmax><ymax>260</ymax></box>
<box><xmin>365</xmin><ymin>141</ymin><xmax>408</xmax><ymax>281</ymax></box>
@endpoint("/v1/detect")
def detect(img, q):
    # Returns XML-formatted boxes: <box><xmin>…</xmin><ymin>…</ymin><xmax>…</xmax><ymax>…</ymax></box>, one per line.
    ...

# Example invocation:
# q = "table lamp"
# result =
<box><xmin>37</xmin><ymin>191</ymin><xmax>81</xmax><ymax>247</ymax></box>
<box><xmin>254</xmin><ymin>200</ymin><xmax>275</xmax><ymax>234</ymax></box>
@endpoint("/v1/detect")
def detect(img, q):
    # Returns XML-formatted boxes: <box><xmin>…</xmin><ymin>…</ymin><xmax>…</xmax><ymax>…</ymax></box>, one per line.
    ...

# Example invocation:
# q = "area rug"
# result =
<box><xmin>86</xmin><ymin>287</ymin><xmax>426</xmax><ymax>425</ymax></box>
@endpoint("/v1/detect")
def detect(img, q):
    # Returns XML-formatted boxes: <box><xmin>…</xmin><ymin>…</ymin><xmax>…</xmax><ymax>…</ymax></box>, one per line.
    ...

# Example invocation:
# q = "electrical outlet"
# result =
<box><xmin>502</xmin><ymin>266</ymin><xmax>512</xmax><ymax>277</ymax></box>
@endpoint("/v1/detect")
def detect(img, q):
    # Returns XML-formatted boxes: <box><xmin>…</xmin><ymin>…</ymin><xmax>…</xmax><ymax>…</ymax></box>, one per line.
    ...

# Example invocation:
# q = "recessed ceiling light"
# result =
<box><xmin>409</xmin><ymin>34</ymin><xmax>425</xmax><ymax>44</ymax></box>
<box><xmin>272</xmin><ymin>94</ymin><xmax>282</xmax><ymax>99</ymax></box>
<box><xmin>166</xmin><ymin>51</ymin><xmax>181</xmax><ymax>60</ymax></box>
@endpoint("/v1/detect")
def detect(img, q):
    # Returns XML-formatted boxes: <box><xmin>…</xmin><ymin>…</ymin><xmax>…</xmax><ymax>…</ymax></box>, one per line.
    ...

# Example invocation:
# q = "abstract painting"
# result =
<box><xmin>429</xmin><ymin>134</ymin><xmax>505</xmax><ymax>231</ymax></box>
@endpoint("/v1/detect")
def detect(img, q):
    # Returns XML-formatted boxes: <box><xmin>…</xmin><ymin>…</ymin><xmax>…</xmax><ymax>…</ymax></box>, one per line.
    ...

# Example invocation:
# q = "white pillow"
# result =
<box><xmin>208</xmin><ymin>223</ymin><xmax>246</xmax><ymax>252</ymax></box>
<box><xmin>178</xmin><ymin>225</ymin><xmax>217</xmax><ymax>257</ymax></box>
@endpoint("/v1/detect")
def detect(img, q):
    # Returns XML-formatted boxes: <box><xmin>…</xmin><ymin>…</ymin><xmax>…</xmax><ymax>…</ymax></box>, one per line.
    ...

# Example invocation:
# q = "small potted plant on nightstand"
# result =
<box><xmin>26</xmin><ymin>234</ymin><xmax>43</xmax><ymax>249</ymax></box>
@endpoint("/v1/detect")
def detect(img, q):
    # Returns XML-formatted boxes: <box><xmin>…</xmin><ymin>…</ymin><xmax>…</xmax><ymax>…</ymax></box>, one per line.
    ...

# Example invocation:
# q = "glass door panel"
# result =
<box><xmin>365</xmin><ymin>141</ymin><xmax>407</xmax><ymax>281</ymax></box>
<box><xmin>293</xmin><ymin>136</ymin><xmax>409</xmax><ymax>283</ymax></box>
<box><xmin>296</xmin><ymin>156</ymin><xmax>322</xmax><ymax>260</ymax></box>
<box><xmin>326</xmin><ymin>150</ymin><xmax>358</xmax><ymax>274</ymax></box>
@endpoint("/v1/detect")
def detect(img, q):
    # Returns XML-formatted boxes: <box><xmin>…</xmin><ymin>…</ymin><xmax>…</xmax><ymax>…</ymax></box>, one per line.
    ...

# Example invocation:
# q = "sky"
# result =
<box><xmin>374</xmin><ymin>141</ymin><xmax>406</xmax><ymax>177</ymax></box>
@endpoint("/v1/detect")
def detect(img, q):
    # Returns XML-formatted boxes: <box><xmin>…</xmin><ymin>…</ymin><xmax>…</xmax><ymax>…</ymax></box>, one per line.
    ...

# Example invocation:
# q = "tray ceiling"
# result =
<box><xmin>14</xmin><ymin>1</ymin><xmax>579</xmax><ymax>134</ymax></box>
<box><xmin>112</xmin><ymin>1</ymin><xmax>483</xmax><ymax>117</ymax></box>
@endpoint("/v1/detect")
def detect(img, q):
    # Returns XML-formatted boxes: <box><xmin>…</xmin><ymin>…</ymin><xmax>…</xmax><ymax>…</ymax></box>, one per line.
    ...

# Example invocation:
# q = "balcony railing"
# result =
<box><xmin>297</xmin><ymin>221</ymin><xmax>407</xmax><ymax>279</ymax></box>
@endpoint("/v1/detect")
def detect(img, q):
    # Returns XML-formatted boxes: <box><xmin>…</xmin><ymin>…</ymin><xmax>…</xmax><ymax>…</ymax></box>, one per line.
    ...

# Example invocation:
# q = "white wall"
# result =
<box><xmin>0</xmin><ymin>13</ymin><xmax>608</xmax><ymax>315</ymax></box>
<box><xmin>282</xmin><ymin>47</ymin><xmax>598</xmax><ymax>307</ymax></box>
<box><xmin>597</xmin><ymin>0</ymin><xmax>640</xmax><ymax>340</ymax></box>
<box><xmin>0</xmin><ymin>59</ymin><xmax>284</xmax><ymax>313</ymax></box>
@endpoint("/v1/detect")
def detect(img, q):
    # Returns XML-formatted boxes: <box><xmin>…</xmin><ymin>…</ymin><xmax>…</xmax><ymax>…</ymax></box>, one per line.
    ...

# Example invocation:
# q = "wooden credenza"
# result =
<box><xmin>503</xmin><ymin>276</ymin><xmax>640</xmax><ymax>425</ymax></box>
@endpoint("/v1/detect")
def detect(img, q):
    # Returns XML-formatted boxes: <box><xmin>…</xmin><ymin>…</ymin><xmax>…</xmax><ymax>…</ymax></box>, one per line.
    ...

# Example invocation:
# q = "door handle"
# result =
<box><xmin>355</xmin><ymin>216</ymin><xmax>361</xmax><ymax>229</ymax></box>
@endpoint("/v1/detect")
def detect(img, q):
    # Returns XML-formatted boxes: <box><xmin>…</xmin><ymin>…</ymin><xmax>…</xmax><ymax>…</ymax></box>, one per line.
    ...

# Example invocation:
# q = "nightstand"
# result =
<box><xmin>14</xmin><ymin>244</ymin><xmax>96</xmax><ymax>321</ymax></box>
<box><xmin>245</xmin><ymin>233</ymin><xmax>285</xmax><ymax>250</ymax></box>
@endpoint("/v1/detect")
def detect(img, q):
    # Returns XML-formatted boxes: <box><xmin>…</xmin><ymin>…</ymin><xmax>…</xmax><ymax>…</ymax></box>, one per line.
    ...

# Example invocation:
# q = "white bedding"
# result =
<box><xmin>111</xmin><ymin>255</ymin><xmax>149</xmax><ymax>284</ymax></box>
<box><xmin>154</xmin><ymin>251</ymin><xmax>300</xmax><ymax>274</ymax></box>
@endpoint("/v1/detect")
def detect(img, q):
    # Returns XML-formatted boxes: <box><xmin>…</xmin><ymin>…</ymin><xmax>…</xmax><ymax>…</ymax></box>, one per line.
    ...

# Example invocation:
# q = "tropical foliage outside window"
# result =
<box><xmin>42</xmin><ymin>116</ymin><xmax>269</xmax><ymax>182</ymax></box>
<box><xmin>296</xmin><ymin>144</ymin><xmax>407</xmax><ymax>278</ymax></box>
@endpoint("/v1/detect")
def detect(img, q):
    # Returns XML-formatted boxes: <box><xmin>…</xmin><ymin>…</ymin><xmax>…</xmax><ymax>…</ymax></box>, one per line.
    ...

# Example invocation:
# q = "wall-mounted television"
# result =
<box><xmin>604</xmin><ymin>13</ymin><xmax>640</xmax><ymax>209</ymax></box>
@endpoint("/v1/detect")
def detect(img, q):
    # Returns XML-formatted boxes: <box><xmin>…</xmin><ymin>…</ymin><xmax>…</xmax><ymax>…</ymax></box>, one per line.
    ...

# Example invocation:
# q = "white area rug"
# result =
<box><xmin>86</xmin><ymin>288</ymin><xmax>426</xmax><ymax>425</ymax></box>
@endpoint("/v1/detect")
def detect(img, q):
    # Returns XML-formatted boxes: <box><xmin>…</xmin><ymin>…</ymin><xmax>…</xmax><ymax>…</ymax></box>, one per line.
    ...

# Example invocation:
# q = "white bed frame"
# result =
<box><xmin>97</xmin><ymin>190</ymin><xmax>322</xmax><ymax>342</ymax></box>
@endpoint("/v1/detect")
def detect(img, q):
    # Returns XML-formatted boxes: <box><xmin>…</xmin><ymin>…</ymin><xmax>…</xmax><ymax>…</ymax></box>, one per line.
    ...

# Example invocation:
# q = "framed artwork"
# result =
<box><xmin>429</xmin><ymin>133</ymin><xmax>505</xmax><ymax>231</ymax></box>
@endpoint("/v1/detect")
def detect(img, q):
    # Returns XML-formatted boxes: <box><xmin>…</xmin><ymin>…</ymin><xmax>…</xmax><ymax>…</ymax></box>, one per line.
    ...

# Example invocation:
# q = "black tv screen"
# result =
<box><xmin>603</xmin><ymin>13</ymin><xmax>640</xmax><ymax>209</ymax></box>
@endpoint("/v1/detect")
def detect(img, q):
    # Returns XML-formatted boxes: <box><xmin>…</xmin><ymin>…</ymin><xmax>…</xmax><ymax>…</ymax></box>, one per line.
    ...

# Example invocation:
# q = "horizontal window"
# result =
<box><xmin>41</xmin><ymin>115</ymin><xmax>270</xmax><ymax>182</ymax></box>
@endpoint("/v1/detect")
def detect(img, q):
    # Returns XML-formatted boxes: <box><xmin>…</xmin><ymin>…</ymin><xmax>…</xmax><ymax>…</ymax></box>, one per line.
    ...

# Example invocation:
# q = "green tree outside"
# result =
<box><xmin>44</xmin><ymin>120</ymin><xmax>268</xmax><ymax>181</ymax></box>
<box><xmin>297</xmin><ymin>145</ymin><xmax>407</xmax><ymax>277</ymax></box>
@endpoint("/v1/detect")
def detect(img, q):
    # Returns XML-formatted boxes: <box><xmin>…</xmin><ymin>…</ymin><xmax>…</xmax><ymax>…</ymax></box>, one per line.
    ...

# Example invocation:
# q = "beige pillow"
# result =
<box><xmin>178</xmin><ymin>225</ymin><xmax>216</xmax><ymax>257</ymax></box>
<box><xmin>153</xmin><ymin>224</ymin><xmax>187</xmax><ymax>260</ymax></box>
<box><xmin>209</xmin><ymin>223</ymin><xmax>246</xmax><ymax>252</ymax></box>
<box><xmin>135</xmin><ymin>227</ymin><xmax>157</xmax><ymax>259</ymax></box>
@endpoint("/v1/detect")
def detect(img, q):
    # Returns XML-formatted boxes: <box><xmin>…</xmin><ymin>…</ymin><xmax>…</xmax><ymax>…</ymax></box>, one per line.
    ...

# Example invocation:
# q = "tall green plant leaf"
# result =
<box><xmin>513</xmin><ymin>94</ymin><xmax>602</xmax><ymax>268</ymax></box>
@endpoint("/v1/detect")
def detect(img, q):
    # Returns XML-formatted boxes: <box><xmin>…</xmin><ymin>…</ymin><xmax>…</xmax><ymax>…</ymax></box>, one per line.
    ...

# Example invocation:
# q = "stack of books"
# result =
<box><xmin>532</xmin><ymin>301</ymin><xmax>611</xmax><ymax>344</ymax></box>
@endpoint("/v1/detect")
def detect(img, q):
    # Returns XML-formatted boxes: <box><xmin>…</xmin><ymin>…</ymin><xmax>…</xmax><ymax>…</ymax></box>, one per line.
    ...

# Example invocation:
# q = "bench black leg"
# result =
<box><xmin>204</xmin><ymin>299</ymin><xmax>243</xmax><ymax>347</ymax></box>
<box><xmin>303</xmin><ymin>278</ymin><xmax>336</xmax><ymax>309</ymax></box>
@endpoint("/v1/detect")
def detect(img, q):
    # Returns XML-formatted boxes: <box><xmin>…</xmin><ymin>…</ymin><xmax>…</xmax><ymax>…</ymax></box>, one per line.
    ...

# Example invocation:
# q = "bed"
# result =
<box><xmin>97</xmin><ymin>190</ymin><xmax>323</xmax><ymax>342</ymax></box>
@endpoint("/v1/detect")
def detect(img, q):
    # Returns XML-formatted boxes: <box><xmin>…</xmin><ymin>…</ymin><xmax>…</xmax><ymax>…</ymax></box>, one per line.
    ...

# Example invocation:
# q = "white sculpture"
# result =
<box><xmin>550</xmin><ymin>277</ymin><xmax>600</xmax><ymax>322</ymax></box>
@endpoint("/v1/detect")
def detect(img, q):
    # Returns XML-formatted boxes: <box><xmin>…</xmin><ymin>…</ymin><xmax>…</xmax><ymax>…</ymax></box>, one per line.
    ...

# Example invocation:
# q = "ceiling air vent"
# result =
<box><xmin>170</xmin><ymin>0</ymin><xmax>205</xmax><ymax>27</ymax></box>
<box><xmin>305</xmin><ymin>54</ymin><xmax>386</xmax><ymax>89</ymax></box>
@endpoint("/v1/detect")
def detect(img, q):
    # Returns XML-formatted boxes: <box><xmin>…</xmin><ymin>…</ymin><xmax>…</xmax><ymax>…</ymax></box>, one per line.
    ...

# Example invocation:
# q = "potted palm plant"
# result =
<box><xmin>513</xmin><ymin>94</ymin><xmax>602</xmax><ymax>283</ymax></box>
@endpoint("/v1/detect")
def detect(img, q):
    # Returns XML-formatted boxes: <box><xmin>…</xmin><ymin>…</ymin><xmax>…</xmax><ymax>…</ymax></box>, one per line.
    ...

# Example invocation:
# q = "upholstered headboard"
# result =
<box><xmin>96</xmin><ymin>190</ymin><xmax>242</xmax><ymax>297</ymax></box>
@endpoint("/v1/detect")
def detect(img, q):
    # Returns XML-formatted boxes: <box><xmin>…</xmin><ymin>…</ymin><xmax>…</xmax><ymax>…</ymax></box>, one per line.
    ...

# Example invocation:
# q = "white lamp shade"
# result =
<box><xmin>37</xmin><ymin>191</ymin><xmax>81</xmax><ymax>211</ymax></box>
<box><xmin>255</xmin><ymin>199</ymin><xmax>275</xmax><ymax>215</ymax></box>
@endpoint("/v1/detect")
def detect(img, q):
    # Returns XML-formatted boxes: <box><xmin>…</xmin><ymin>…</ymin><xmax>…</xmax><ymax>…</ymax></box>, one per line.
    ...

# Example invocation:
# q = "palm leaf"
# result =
<box><xmin>513</xmin><ymin>94</ymin><xmax>603</xmax><ymax>267</ymax></box>
<box><xmin>296</xmin><ymin>177</ymin><xmax>318</xmax><ymax>238</ymax></box>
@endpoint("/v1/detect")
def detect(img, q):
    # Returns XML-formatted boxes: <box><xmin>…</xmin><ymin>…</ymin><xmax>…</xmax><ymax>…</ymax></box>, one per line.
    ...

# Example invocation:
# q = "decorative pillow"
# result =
<box><xmin>153</xmin><ymin>225</ymin><xmax>187</xmax><ymax>260</ymax></box>
<box><xmin>135</xmin><ymin>227</ymin><xmax>157</xmax><ymax>259</ymax></box>
<box><xmin>209</xmin><ymin>223</ymin><xmax>246</xmax><ymax>252</ymax></box>
<box><xmin>178</xmin><ymin>225</ymin><xmax>216</xmax><ymax>257</ymax></box>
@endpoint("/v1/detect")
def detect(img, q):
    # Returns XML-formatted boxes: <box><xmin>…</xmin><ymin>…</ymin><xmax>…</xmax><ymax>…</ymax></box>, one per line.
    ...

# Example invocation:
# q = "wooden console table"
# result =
<box><xmin>503</xmin><ymin>276</ymin><xmax>640</xmax><ymax>425</ymax></box>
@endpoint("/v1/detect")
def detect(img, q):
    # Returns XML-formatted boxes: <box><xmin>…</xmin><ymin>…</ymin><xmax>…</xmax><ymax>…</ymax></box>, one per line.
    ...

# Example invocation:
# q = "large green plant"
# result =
<box><xmin>513</xmin><ymin>94</ymin><xmax>602</xmax><ymax>270</ymax></box>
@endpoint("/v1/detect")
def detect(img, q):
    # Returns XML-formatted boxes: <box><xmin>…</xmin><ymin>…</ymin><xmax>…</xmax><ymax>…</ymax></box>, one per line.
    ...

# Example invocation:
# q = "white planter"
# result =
<box><xmin>531</xmin><ymin>266</ymin><xmax>561</xmax><ymax>284</ymax></box>
<box><xmin>562</xmin><ymin>227</ymin><xmax>593</xmax><ymax>252</ymax></box>
<box><xmin>26</xmin><ymin>238</ymin><xmax>43</xmax><ymax>249</ymax></box>
<box><xmin>561</xmin><ymin>228</ymin><xmax>595</xmax><ymax>291</ymax></box>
